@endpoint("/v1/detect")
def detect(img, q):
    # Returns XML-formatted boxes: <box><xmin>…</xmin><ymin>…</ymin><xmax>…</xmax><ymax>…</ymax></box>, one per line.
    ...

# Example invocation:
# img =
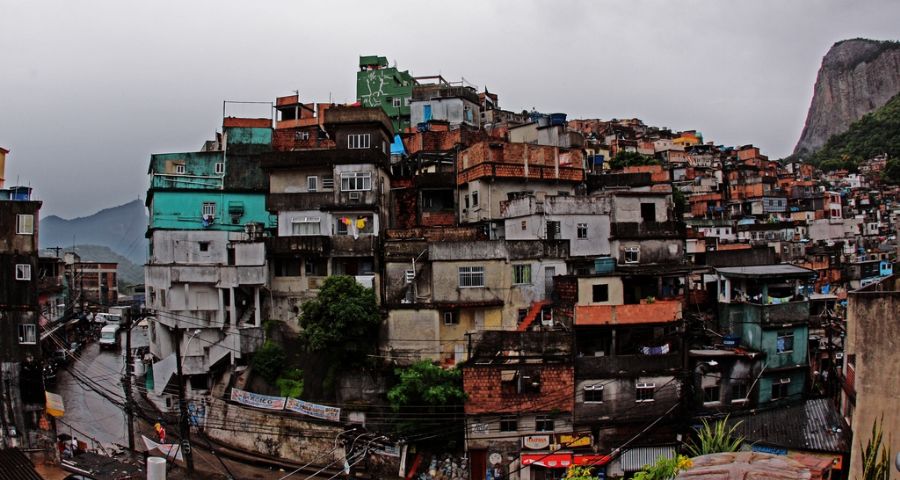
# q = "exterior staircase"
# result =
<box><xmin>517</xmin><ymin>300</ymin><xmax>552</xmax><ymax>332</ymax></box>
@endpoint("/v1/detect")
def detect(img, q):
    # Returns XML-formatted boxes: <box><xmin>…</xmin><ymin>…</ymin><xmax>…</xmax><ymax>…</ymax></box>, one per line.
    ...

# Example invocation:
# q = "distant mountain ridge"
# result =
<box><xmin>40</xmin><ymin>199</ymin><xmax>148</xmax><ymax>266</ymax></box>
<box><xmin>795</xmin><ymin>38</ymin><xmax>900</xmax><ymax>156</ymax></box>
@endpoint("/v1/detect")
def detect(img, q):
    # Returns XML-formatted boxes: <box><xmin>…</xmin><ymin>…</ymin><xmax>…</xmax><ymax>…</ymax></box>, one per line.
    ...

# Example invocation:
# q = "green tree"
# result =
<box><xmin>252</xmin><ymin>340</ymin><xmax>286</xmax><ymax>383</ymax></box>
<box><xmin>882</xmin><ymin>158</ymin><xmax>900</xmax><ymax>185</ymax></box>
<box><xmin>387</xmin><ymin>360</ymin><xmax>466</xmax><ymax>410</ymax></box>
<box><xmin>859</xmin><ymin>417</ymin><xmax>892</xmax><ymax>480</ymax></box>
<box><xmin>685</xmin><ymin>416</ymin><xmax>744</xmax><ymax>457</ymax></box>
<box><xmin>387</xmin><ymin>361</ymin><xmax>466</xmax><ymax>442</ymax></box>
<box><xmin>563</xmin><ymin>466</ymin><xmax>596</xmax><ymax>480</ymax></box>
<box><xmin>609</xmin><ymin>151</ymin><xmax>659</xmax><ymax>170</ymax></box>
<box><xmin>298</xmin><ymin>275</ymin><xmax>380</xmax><ymax>365</ymax></box>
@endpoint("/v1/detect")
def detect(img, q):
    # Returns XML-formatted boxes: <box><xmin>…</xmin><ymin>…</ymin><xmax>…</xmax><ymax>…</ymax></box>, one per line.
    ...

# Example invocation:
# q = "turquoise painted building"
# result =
<box><xmin>146</xmin><ymin>124</ymin><xmax>275</xmax><ymax>233</ymax></box>
<box><xmin>715</xmin><ymin>265</ymin><xmax>817</xmax><ymax>405</ymax></box>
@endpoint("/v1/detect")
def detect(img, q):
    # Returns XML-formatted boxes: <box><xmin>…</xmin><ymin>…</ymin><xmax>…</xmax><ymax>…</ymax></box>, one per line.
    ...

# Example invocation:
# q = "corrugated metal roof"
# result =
<box><xmin>0</xmin><ymin>448</ymin><xmax>43</xmax><ymax>480</ymax></box>
<box><xmin>621</xmin><ymin>445</ymin><xmax>676</xmax><ymax>471</ymax></box>
<box><xmin>727</xmin><ymin>399</ymin><xmax>851</xmax><ymax>453</ymax></box>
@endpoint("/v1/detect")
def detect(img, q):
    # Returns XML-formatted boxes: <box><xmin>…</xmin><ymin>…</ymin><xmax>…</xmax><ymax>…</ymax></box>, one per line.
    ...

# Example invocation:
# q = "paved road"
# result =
<box><xmin>49</xmin><ymin>333</ymin><xmax>303</xmax><ymax>479</ymax></box>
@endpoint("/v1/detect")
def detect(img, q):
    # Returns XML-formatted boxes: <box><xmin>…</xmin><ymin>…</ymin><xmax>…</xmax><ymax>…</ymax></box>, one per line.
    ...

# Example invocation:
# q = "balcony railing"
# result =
<box><xmin>576</xmin><ymin>353</ymin><xmax>681</xmax><ymax>377</ymax></box>
<box><xmin>575</xmin><ymin>300</ymin><xmax>682</xmax><ymax>326</ymax></box>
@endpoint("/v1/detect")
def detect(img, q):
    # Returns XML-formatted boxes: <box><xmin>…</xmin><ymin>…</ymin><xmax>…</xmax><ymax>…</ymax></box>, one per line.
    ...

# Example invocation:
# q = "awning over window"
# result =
<box><xmin>521</xmin><ymin>454</ymin><xmax>572</xmax><ymax>468</ymax></box>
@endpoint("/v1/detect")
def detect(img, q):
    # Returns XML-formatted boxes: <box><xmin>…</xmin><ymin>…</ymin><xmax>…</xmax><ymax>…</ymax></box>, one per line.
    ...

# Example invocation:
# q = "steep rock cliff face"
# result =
<box><xmin>794</xmin><ymin>39</ymin><xmax>900</xmax><ymax>155</ymax></box>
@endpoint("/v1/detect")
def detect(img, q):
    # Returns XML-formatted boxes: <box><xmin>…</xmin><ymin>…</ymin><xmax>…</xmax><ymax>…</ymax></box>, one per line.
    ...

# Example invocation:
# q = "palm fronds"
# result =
<box><xmin>686</xmin><ymin>415</ymin><xmax>744</xmax><ymax>457</ymax></box>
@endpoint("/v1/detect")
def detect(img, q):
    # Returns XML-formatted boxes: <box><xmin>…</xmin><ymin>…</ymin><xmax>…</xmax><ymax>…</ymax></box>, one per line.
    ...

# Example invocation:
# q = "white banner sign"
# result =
<box><xmin>230</xmin><ymin>388</ymin><xmax>286</xmax><ymax>411</ymax></box>
<box><xmin>285</xmin><ymin>397</ymin><xmax>341</xmax><ymax>422</ymax></box>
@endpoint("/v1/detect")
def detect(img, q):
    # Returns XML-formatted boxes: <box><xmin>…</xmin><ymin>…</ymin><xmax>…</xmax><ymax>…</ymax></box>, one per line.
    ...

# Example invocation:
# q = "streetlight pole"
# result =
<box><xmin>122</xmin><ymin>309</ymin><xmax>135</xmax><ymax>451</ymax></box>
<box><xmin>172</xmin><ymin>327</ymin><xmax>198</xmax><ymax>474</ymax></box>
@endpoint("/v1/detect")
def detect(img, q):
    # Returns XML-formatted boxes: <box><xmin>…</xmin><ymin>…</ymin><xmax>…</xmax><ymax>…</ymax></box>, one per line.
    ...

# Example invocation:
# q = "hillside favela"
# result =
<box><xmin>1</xmin><ymin>4</ymin><xmax>899</xmax><ymax>480</ymax></box>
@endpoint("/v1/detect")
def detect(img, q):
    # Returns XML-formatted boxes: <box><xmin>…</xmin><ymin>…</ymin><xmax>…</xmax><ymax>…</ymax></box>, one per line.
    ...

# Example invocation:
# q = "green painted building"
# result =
<box><xmin>714</xmin><ymin>265</ymin><xmax>817</xmax><ymax>405</ymax></box>
<box><xmin>357</xmin><ymin>55</ymin><xmax>417</xmax><ymax>132</ymax></box>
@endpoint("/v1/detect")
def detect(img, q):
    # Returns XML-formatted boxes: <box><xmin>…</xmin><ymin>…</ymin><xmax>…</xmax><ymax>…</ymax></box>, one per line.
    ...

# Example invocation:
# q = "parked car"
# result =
<box><xmin>95</xmin><ymin>313</ymin><xmax>123</xmax><ymax>326</ymax></box>
<box><xmin>99</xmin><ymin>324</ymin><xmax>119</xmax><ymax>350</ymax></box>
<box><xmin>53</xmin><ymin>348</ymin><xmax>70</xmax><ymax>366</ymax></box>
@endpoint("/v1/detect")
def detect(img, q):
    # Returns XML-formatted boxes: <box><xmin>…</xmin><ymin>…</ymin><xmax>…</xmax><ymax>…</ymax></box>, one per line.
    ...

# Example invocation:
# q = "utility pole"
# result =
<box><xmin>172</xmin><ymin>327</ymin><xmax>194</xmax><ymax>474</ymax></box>
<box><xmin>122</xmin><ymin>309</ymin><xmax>135</xmax><ymax>451</ymax></box>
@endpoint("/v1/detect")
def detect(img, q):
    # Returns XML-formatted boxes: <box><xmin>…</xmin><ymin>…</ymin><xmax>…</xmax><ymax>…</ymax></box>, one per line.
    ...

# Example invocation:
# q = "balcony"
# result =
<box><xmin>575</xmin><ymin>300</ymin><xmax>682</xmax><ymax>326</ymax></box>
<box><xmin>331</xmin><ymin>235</ymin><xmax>377</xmax><ymax>256</ymax></box>
<box><xmin>576</xmin><ymin>353</ymin><xmax>682</xmax><ymax>377</ymax></box>
<box><xmin>267</xmin><ymin>192</ymin><xmax>335</xmax><ymax>211</ymax></box>
<box><xmin>610</xmin><ymin>221</ymin><xmax>686</xmax><ymax>239</ymax></box>
<box><xmin>724</xmin><ymin>301</ymin><xmax>810</xmax><ymax>326</ymax></box>
<box><xmin>267</xmin><ymin>235</ymin><xmax>330</xmax><ymax>255</ymax></box>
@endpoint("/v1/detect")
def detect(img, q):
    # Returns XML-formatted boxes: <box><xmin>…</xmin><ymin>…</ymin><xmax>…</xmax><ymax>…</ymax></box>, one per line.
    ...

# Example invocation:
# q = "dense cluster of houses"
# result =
<box><xmin>2</xmin><ymin>56</ymin><xmax>893</xmax><ymax>477</ymax></box>
<box><xmin>137</xmin><ymin>57</ymin><xmax>900</xmax><ymax>479</ymax></box>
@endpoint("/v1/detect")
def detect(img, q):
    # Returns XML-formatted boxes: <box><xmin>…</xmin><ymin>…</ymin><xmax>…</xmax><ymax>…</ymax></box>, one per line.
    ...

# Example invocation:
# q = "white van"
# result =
<box><xmin>99</xmin><ymin>324</ymin><xmax>119</xmax><ymax>350</ymax></box>
<box><xmin>96</xmin><ymin>313</ymin><xmax>123</xmax><ymax>326</ymax></box>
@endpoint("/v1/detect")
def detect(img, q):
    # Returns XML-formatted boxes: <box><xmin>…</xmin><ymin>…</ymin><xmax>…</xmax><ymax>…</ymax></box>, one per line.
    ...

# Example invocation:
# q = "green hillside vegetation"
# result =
<box><xmin>809</xmin><ymin>93</ymin><xmax>900</xmax><ymax>183</ymax></box>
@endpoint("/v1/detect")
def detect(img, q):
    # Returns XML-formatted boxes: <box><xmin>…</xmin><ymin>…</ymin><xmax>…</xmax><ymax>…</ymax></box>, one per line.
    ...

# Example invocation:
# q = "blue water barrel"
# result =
<box><xmin>549</xmin><ymin>113</ymin><xmax>567</xmax><ymax>126</ymax></box>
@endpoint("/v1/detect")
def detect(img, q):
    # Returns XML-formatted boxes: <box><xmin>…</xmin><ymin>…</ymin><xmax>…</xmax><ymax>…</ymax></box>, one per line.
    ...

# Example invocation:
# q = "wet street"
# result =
<box><xmin>51</xmin><ymin>339</ymin><xmax>130</xmax><ymax>447</ymax></box>
<box><xmin>49</xmin><ymin>333</ymin><xmax>309</xmax><ymax>479</ymax></box>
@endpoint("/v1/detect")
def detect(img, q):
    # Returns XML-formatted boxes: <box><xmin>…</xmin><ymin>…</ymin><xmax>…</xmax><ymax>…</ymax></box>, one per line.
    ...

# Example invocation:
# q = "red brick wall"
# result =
<box><xmin>464</xmin><ymin>364</ymin><xmax>574</xmax><ymax>415</ymax></box>
<box><xmin>421</xmin><ymin>211</ymin><xmax>456</xmax><ymax>226</ymax></box>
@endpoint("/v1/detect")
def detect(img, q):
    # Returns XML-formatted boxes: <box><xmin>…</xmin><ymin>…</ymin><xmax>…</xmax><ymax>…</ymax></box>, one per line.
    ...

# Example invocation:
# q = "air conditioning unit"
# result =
<box><xmin>349</xmin><ymin>191</ymin><xmax>361</xmax><ymax>201</ymax></box>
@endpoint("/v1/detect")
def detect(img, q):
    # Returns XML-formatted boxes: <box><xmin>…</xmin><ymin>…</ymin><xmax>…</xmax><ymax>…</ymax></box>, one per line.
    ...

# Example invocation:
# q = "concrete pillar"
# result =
<box><xmin>229</xmin><ymin>287</ymin><xmax>236</xmax><ymax>326</ymax></box>
<box><xmin>217</xmin><ymin>289</ymin><xmax>225</xmax><ymax>326</ymax></box>
<box><xmin>254</xmin><ymin>286</ymin><xmax>261</xmax><ymax>327</ymax></box>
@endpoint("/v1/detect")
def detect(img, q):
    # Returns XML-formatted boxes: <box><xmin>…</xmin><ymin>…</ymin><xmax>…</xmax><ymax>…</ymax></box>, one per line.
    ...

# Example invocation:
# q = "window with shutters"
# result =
<box><xmin>16</xmin><ymin>214</ymin><xmax>34</xmax><ymax>235</ymax></box>
<box><xmin>512</xmin><ymin>264</ymin><xmax>532</xmax><ymax>285</ymax></box>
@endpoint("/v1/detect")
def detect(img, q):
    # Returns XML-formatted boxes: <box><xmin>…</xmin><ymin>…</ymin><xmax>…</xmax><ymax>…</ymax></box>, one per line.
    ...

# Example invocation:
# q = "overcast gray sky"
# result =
<box><xmin>2</xmin><ymin>0</ymin><xmax>899</xmax><ymax>218</ymax></box>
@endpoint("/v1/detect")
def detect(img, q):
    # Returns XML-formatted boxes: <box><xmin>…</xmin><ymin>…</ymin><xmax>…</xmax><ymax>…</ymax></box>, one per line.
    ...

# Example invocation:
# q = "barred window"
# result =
<box><xmin>458</xmin><ymin>266</ymin><xmax>485</xmax><ymax>288</ymax></box>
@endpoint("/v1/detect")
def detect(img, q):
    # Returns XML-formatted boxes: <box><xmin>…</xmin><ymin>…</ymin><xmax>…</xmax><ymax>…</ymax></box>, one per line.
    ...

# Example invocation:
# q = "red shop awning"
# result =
<box><xmin>573</xmin><ymin>454</ymin><xmax>611</xmax><ymax>466</ymax></box>
<box><xmin>521</xmin><ymin>454</ymin><xmax>573</xmax><ymax>468</ymax></box>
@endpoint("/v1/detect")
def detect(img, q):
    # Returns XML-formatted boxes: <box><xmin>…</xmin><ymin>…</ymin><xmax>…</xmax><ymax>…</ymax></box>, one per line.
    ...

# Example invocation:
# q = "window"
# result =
<box><xmin>521</xmin><ymin>220</ymin><xmax>527</xmax><ymax>231</ymax></box>
<box><xmin>625</xmin><ymin>246</ymin><xmax>640</xmax><ymax>264</ymax></box>
<box><xmin>592</xmin><ymin>284</ymin><xmax>609</xmax><ymax>302</ymax></box>
<box><xmin>499</xmin><ymin>416</ymin><xmax>518</xmax><ymax>433</ymax></box>
<box><xmin>391</xmin><ymin>97</ymin><xmax>401</xmax><ymax>108</ymax></box>
<box><xmin>322</xmin><ymin>176</ymin><xmax>335</xmax><ymax>190</ymax></box>
<box><xmin>274</xmin><ymin>258</ymin><xmax>301</xmax><ymax>277</ymax></box>
<box><xmin>535</xmin><ymin>416</ymin><xmax>555</xmax><ymax>432</ymax></box>
<box><xmin>175</xmin><ymin>164</ymin><xmax>185</xmax><ymax>174</ymax></box>
<box><xmin>776</xmin><ymin>330</ymin><xmax>794</xmax><ymax>354</ymax></box>
<box><xmin>547</xmin><ymin>221</ymin><xmax>561</xmax><ymax>240</ymax></box>
<box><xmin>443</xmin><ymin>311</ymin><xmax>458</xmax><ymax>325</ymax></box>
<box><xmin>513</xmin><ymin>264</ymin><xmax>532</xmax><ymax>285</ymax></box>
<box><xmin>307</xmin><ymin>176</ymin><xmax>318</xmax><ymax>192</ymax></box>
<box><xmin>202</xmin><ymin>202</ymin><xmax>216</xmax><ymax>217</ymax></box>
<box><xmin>16</xmin><ymin>214</ymin><xmax>34</xmax><ymax>235</ymax></box>
<box><xmin>17</xmin><ymin>324</ymin><xmax>36</xmax><ymax>344</ymax></box>
<box><xmin>405</xmin><ymin>270</ymin><xmax>415</xmax><ymax>284</ymax></box>
<box><xmin>159</xmin><ymin>289</ymin><xmax>167</xmax><ymax>308</ymax></box>
<box><xmin>703</xmin><ymin>385</ymin><xmax>720</xmax><ymax>403</ymax></box>
<box><xmin>291</xmin><ymin>217</ymin><xmax>321</xmax><ymax>236</ymax></box>
<box><xmin>471</xmin><ymin>191</ymin><xmax>479</xmax><ymax>206</ymax></box>
<box><xmin>199</xmin><ymin>241</ymin><xmax>210</xmax><ymax>252</ymax></box>
<box><xmin>347</xmin><ymin>133</ymin><xmax>371</xmax><ymax>149</ymax></box>
<box><xmin>15</xmin><ymin>264</ymin><xmax>31</xmax><ymax>281</ymax></box>
<box><xmin>641</xmin><ymin>203</ymin><xmax>656</xmax><ymax>222</ymax></box>
<box><xmin>771</xmin><ymin>378</ymin><xmax>790</xmax><ymax>400</ymax></box>
<box><xmin>404</xmin><ymin>97</ymin><xmax>411</xmax><ymax>106</ymax></box>
<box><xmin>577</xmin><ymin>223</ymin><xmax>588</xmax><ymax>239</ymax></box>
<box><xmin>636</xmin><ymin>382</ymin><xmax>655</xmax><ymax>402</ymax></box>
<box><xmin>296</xmin><ymin>131</ymin><xmax>310</xmax><ymax>141</ymax></box>
<box><xmin>583</xmin><ymin>384</ymin><xmax>604</xmax><ymax>403</ymax></box>
<box><xmin>215</xmin><ymin>162</ymin><xmax>225</xmax><ymax>174</ymax></box>
<box><xmin>732</xmin><ymin>382</ymin><xmax>749</xmax><ymax>401</ymax></box>
<box><xmin>458</xmin><ymin>266</ymin><xmax>485</xmax><ymax>288</ymax></box>
<box><xmin>463</xmin><ymin>195</ymin><xmax>469</xmax><ymax>210</ymax></box>
<box><xmin>340</xmin><ymin>172</ymin><xmax>372</xmax><ymax>191</ymax></box>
